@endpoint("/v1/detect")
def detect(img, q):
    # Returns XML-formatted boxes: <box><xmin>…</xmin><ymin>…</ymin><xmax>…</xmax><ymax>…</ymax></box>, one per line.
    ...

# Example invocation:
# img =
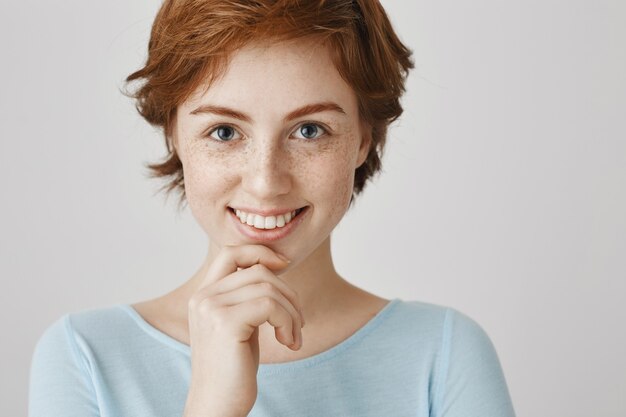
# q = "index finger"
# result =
<box><xmin>199</xmin><ymin>244</ymin><xmax>290</xmax><ymax>290</ymax></box>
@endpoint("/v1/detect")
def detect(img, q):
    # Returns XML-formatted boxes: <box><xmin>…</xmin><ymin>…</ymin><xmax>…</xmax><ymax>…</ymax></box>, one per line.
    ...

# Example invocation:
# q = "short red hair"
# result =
<box><xmin>125</xmin><ymin>0</ymin><xmax>413</xmax><ymax>209</ymax></box>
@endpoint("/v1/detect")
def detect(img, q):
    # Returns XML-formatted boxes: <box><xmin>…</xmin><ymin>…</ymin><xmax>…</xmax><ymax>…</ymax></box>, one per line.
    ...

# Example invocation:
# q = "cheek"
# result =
<box><xmin>180</xmin><ymin>140</ymin><xmax>240</xmax><ymax>220</ymax></box>
<box><xmin>329</xmin><ymin>135</ymin><xmax>362</xmax><ymax>216</ymax></box>
<box><xmin>327</xmin><ymin>159</ymin><xmax>356</xmax><ymax>218</ymax></box>
<box><xmin>299</xmin><ymin>136</ymin><xmax>358</xmax><ymax>218</ymax></box>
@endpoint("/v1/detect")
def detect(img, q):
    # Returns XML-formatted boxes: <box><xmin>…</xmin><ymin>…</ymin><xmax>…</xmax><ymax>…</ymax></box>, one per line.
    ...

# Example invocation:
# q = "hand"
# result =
<box><xmin>182</xmin><ymin>244</ymin><xmax>305</xmax><ymax>417</ymax></box>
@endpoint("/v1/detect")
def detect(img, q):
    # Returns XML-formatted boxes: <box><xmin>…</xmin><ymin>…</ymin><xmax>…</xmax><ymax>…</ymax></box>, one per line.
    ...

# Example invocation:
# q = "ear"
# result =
<box><xmin>355</xmin><ymin>119</ymin><xmax>372</xmax><ymax>169</ymax></box>
<box><xmin>168</xmin><ymin>112</ymin><xmax>180</xmax><ymax>154</ymax></box>
<box><xmin>171</xmin><ymin>131</ymin><xmax>179</xmax><ymax>154</ymax></box>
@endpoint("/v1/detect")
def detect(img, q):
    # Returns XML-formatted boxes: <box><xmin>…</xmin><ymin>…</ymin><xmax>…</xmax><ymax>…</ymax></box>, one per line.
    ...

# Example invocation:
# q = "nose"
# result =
<box><xmin>241</xmin><ymin>137</ymin><xmax>292</xmax><ymax>200</ymax></box>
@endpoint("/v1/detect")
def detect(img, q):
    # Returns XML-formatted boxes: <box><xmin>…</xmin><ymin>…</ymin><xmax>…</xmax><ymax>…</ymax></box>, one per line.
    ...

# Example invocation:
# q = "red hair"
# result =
<box><xmin>125</xmin><ymin>0</ymin><xmax>413</xmax><ymax>209</ymax></box>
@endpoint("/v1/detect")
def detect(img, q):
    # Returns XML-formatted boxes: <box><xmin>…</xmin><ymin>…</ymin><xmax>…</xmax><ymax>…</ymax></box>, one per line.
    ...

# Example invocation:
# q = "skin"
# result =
<box><xmin>132</xmin><ymin>38</ymin><xmax>389</xmax><ymax>363</ymax></box>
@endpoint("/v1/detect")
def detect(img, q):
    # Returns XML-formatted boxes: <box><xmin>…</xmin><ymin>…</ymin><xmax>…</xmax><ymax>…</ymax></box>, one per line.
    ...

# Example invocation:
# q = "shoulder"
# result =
<box><xmin>33</xmin><ymin>305</ymin><xmax>121</xmax><ymax>347</ymax></box>
<box><xmin>64</xmin><ymin>305</ymin><xmax>134</xmax><ymax>342</ymax></box>
<box><xmin>30</xmin><ymin>305</ymin><xmax>129</xmax><ymax>390</ymax></box>
<box><xmin>396</xmin><ymin>299</ymin><xmax>493</xmax><ymax>342</ymax></box>
<box><xmin>389</xmin><ymin>299</ymin><xmax>500</xmax><ymax>365</ymax></box>
<box><xmin>390</xmin><ymin>298</ymin><xmax>453</xmax><ymax>339</ymax></box>
<box><xmin>29</xmin><ymin>310</ymin><xmax>115</xmax><ymax>417</ymax></box>
<box><xmin>31</xmin><ymin>313</ymin><xmax>76</xmax><ymax>365</ymax></box>
<box><xmin>33</xmin><ymin>305</ymin><xmax>138</xmax><ymax>363</ymax></box>
<box><xmin>400</xmin><ymin>301</ymin><xmax>516</xmax><ymax>417</ymax></box>
<box><xmin>67</xmin><ymin>304</ymin><xmax>131</xmax><ymax>333</ymax></box>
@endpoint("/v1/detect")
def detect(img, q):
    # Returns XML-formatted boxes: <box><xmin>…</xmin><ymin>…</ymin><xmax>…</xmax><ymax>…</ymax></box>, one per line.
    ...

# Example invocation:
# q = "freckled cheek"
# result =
<box><xmin>182</xmin><ymin>152</ymin><xmax>239</xmax><ymax>216</ymax></box>
<box><xmin>300</xmin><ymin>153</ymin><xmax>355</xmax><ymax>218</ymax></box>
<box><xmin>330</xmin><ymin>166</ymin><xmax>356</xmax><ymax>218</ymax></box>
<box><xmin>332</xmin><ymin>139</ymin><xmax>360</xmax><ymax>199</ymax></box>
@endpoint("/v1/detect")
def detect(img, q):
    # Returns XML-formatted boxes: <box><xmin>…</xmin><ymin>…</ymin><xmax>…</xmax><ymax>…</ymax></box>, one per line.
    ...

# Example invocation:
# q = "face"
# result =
<box><xmin>172</xmin><ymin>39</ymin><xmax>370</xmax><ymax>264</ymax></box>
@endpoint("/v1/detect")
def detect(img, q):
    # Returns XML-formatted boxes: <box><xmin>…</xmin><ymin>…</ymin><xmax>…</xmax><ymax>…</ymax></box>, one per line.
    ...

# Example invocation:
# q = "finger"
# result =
<box><xmin>227</xmin><ymin>296</ymin><xmax>296</xmax><ymax>347</ymax></box>
<box><xmin>199</xmin><ymin>244</ymin><xmax>290</xmax><ymax>290</ymax></box>
<box><xmin>212</xmin><ymin>276</ymin><xmax>302</xmax><ymax>342</ymax></box>
<box><xmin>210</xmin><ymin>263</ymin><xmax>305</xmax><ymax>326</ymax></box>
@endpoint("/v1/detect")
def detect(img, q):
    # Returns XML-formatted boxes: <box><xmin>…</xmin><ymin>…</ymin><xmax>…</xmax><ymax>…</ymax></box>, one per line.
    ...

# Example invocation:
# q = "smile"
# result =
<box><xmin>231</xmin><ymin>207</ymin><xmax>305</xmax><ymax>230</ymax></box>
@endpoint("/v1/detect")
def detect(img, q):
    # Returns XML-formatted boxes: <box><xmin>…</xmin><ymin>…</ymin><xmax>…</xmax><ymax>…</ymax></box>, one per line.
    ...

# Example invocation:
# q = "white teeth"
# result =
<box><xmin>234</xmin><ymin>208</ymin><xmax>301</xmax><ymax>230</ymax></box>
<box><xmin>254</xmin><ymin>215</ymin><xmax>265</xmax><ymax>229</ymax></box>
<box><xmin>265</xmin><ymin>216</ymin><xmax>277</xmax><ymax>229</ymax></box>
<box><xmin>276</xmin><ymin>215</ymin><xmax>285</xmax><ymax>227</ymax></box>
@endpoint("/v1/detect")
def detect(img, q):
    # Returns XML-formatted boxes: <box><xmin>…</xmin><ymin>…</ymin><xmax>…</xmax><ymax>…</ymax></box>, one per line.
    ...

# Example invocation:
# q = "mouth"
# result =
<box><xmin>228</xmin><ymin>206</ymin><xmax>307</xmax><ymax>230</ymax></box>
<box><xmin>227</xmin><ymin>206</ymin><xmax>309</xmax><ymax>242</ymax></box>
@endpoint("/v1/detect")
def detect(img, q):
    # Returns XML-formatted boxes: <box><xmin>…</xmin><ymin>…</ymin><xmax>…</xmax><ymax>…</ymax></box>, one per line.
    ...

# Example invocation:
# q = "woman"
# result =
<box><xmin>29</xmin><ymin>1</ymin><xmax>516</xmax><ymax>416</ymax></box>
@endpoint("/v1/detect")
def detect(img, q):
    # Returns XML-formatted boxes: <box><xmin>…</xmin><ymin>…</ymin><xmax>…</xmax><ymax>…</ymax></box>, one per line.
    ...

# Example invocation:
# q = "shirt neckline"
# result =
<box><xmin>117</xmin><ymin>297</ymin><xmax>402</xmax><ymax>374</ymax></box>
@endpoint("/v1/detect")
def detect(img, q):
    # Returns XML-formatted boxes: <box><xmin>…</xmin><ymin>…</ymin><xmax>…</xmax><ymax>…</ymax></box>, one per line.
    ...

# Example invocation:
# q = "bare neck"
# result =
<box><xmin>172</xmin><ymin>235</ymin><xmax>352</xmax><ymax>323</ymax></box>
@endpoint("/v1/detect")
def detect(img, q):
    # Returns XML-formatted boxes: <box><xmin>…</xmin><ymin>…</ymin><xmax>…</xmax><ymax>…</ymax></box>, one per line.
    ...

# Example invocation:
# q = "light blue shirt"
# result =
<box><xmin>28</xmin><ymin>298</ymin><xmax>515</xmax><ymax>416</ymax></box>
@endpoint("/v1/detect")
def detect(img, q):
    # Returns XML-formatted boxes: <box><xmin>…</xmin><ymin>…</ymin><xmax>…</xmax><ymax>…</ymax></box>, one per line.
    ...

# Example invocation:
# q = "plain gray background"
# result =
<box><xmin>1</xmin><ymin>1</ymin><xmax>624</xmax><ymax>416</ymax></box>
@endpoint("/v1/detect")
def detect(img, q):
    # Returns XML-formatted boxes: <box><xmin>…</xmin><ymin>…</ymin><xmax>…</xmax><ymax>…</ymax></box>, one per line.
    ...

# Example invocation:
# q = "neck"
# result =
<box><xmin>178</xmin><ymin>235</ymin><xmax>351</xmax><ymax>321</ymax></box>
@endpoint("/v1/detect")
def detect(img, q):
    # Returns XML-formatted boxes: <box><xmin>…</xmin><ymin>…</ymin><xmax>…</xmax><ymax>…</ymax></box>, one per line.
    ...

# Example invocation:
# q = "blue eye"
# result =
<box><xmin>293</xmin><ymin>123</ymin><xmax>326</xmax><ymax>140</ymax></box>
<box><xmin>208</xmin><ymin>125</ymin><xmax>241</xmax><ymax>142</ymax></box>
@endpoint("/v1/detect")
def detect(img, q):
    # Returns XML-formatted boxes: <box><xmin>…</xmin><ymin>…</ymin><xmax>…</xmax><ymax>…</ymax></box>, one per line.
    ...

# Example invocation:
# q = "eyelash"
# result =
<box><xmin>205</xmin><ymin>124</ymin><xmax>242</xmax><ymax>142</ymax></box>
<box><xmin>205</xmin><ymin>122</ymin><xmax>330</xmax><ymax>143</ymax></box>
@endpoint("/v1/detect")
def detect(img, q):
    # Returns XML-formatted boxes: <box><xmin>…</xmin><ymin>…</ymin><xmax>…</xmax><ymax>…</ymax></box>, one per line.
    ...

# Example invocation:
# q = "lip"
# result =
<box><xmin>228</xmin><ymin>206</ymin><xmax>309</xmax><ymax>243</ymax></box>
<box><xmin>230</xmin><ymin>206</ymin><xmax>303</xmax><ymax>217</ymax></box>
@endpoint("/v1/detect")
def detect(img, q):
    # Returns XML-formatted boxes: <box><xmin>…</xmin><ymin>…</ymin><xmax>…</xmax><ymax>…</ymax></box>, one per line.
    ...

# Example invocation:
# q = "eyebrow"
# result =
<box><xmin>189</xmin><ymin>101</ymin><xmax>347</xmax><ymax>122</ymax></box>
<box><xmin>284</xmin><ymin>102</ymin><xmax>347</xmax><ymax>121</ymax></box>
<box><xmin>190</xmin><ymin>104</ymin><xmax>251</xmax><ymax>122</ymax></box>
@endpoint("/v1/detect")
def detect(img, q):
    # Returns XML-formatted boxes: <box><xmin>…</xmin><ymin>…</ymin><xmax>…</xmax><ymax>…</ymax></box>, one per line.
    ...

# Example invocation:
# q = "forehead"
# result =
<box><xmin>181</xmin><ymin>39</ymin><xmax>358</xmax><ymax>117</ymax></box>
